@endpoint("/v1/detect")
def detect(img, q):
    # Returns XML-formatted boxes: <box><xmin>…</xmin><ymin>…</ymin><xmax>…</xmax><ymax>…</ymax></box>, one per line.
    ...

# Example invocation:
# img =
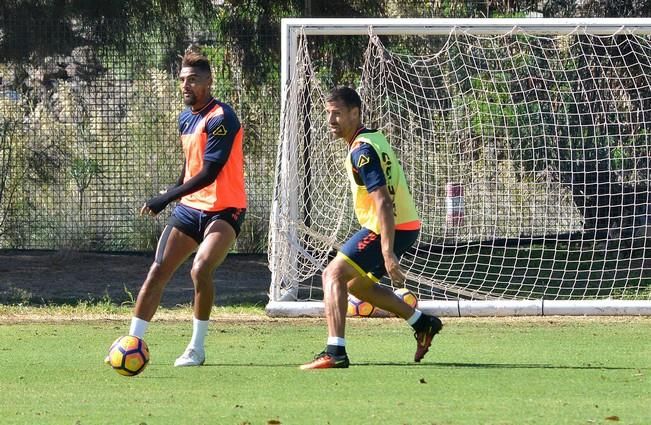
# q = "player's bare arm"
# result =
<box><xmin>369</xmin><ymin>185</ymin><xmax>406</xmax><ymax>285</ymax></box>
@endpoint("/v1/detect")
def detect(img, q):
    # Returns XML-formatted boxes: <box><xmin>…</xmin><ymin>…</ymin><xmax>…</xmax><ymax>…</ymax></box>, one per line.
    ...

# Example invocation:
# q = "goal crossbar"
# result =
<box><xmin>283</xmin><ymin>17</ymin><xmax>651</xmax><ymax>36</ymax></box>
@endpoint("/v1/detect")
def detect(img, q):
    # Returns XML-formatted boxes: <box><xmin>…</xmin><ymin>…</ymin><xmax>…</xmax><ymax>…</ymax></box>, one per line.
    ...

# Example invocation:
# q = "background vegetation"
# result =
<box><xmin>1</xmin><ymin>0</ymin><xmax>650</xmax><ymax>253</ymax></box>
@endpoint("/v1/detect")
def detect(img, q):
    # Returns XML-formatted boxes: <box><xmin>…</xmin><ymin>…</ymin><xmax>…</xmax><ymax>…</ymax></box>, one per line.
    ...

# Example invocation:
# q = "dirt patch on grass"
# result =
<box><xmin>2</xmin><ymin>250</ymin><xmax>650</xmax><ymax>326</ymax></box>
<box><xmin>0</xmin><ymin>250</ymin><xmax>271</xmax><ymax>307</ymax></box>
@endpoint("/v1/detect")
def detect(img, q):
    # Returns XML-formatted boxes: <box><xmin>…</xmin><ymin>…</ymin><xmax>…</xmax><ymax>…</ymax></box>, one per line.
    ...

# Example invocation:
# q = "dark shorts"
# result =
<box><xmin>168</xmin><ymin>203</ymin><xmax>246</xmax><ymax>245</ymax></box>
<box><xmin>337</xmin><ymin>227</ymin><xmax>419</xmax><ymax>282</ymax></box>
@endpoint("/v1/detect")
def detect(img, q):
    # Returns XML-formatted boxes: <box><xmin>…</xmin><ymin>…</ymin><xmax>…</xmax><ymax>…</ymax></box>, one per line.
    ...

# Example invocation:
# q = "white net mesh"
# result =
<box><xmin>270</xmin><ymin>26</ymin><xmax>651</xmax><ymax>303</ymax></box>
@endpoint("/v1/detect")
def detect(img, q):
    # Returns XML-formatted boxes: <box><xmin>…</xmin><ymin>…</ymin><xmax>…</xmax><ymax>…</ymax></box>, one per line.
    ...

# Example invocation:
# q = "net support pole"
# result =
<box><xmin>270</xmin><ymin>22</ymin><xmax>302</xmax><ymax>301</ymax></box>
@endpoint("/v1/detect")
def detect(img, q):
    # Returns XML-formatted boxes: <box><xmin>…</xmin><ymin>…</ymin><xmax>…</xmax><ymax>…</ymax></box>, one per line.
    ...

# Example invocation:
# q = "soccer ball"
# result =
<box><xmin>107</xmin><ymin>335</ymin><xmax>150</xmax><ymax>376</ymax></box>
<box><xmin>347</xmin><ymin>294</ymin><xmax>376</xmax><ymax>317</ymax></box>
<box><xmin>394</xmin><ymin>287</ymin><xmax>418</xmax><ymax>309</ymax></box>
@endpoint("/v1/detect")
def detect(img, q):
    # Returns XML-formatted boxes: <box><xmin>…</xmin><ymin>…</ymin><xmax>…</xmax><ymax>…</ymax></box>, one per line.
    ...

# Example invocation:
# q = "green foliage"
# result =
<box><xmin>0</xmin><ymin>118</ymin><xmax>22</xmax><ymax>238</ymax></box>
<box><xmin>0</xmin><ymin>0</ymin><xmax>216</xmax><ymax>60</ymax></box>
<box><xmin>543</xmin><ymin>0</ymin><xmax>651</xmax><ymax>17</ymax></box>
<box><xmin>208</xmin><ymin>1</ymin><xmax>294</xmax><ymax>87</ymax></box>
<box><xmin>0</xmin><ymin>61</ymin><xmax>182</xmax><ymax>249</ymax></box>
<box><xmin>70</xmin><ymin>157</ymin><xmax>100</xmax><ymax>205</ymax></box>
<box><xmin>3</xmin><ymin>1</ymin><xmax>651</xmax><ymax>251</ymax></box>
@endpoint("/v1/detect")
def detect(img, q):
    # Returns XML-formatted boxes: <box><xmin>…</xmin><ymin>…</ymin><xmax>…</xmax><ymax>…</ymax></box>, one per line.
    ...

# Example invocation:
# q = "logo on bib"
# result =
<box><xmin>212</xmin><ymin>125</ymin><xmax>227</xmax><ymax>136</ymax></box>
<box><xmin>356</xmin><ymin>154</ymin><xmax>370</xmax><ymax>168</ymax></box>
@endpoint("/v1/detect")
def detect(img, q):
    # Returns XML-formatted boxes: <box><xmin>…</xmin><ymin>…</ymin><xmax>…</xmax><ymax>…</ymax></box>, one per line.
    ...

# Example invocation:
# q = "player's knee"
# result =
<box><xmin>347</xmin><ymin>279</ymin><xmax>362</xmax><ymax>294</ymax></box>
<box><xmin>144</xmin><ymin>263</ymin><xmax>169</xmax><ymax>287</ymax></box>
<box><xmin>321</xmin><ymin>263</ymin><xmax>334</xmax><ymax>284</ymax></box>
<box><xmin>347</xmin><ymin>279</ymin><xmax>374</xmax><ymax>297</ymax></box>
<box><xmin>190</xmin><ymin>259</ymin><xmax>213</xmax><ymax>284</ymax></box>
<box><xmin>322</xmin><ymin>263</ymin><xmax>347</xmax><ymax>288</ymax></box>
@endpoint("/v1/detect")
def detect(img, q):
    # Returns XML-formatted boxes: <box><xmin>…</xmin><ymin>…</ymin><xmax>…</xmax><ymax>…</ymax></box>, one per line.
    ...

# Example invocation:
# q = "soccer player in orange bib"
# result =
<box><xmin>114</xmin><ymin>47</ymin><xmax>246</xmax><ymax>367</ymax></box>
<box><xmin>301</xmin><ymin>87</ymin><xmax>442</xmax><ymax>369</ymax></box>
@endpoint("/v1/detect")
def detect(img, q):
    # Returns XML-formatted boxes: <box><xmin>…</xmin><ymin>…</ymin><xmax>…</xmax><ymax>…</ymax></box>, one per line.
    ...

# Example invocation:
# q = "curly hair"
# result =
<box><xmin>181</xmin><ymin>46</ymin><xmax>211</xmax><ymax>75</ymax></box>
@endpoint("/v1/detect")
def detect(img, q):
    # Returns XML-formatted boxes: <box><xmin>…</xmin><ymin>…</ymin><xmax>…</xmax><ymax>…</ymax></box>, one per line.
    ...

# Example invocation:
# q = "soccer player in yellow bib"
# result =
<box><xmin>301</xmin><ymin>87</ymin><xmax>442</xmax><ymax>369</ymax></box>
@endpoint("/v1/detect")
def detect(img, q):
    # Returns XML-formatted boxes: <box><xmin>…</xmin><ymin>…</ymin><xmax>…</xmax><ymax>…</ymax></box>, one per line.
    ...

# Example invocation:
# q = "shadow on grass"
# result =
<box><xmin>353</xmin><ymin>361</ymin><xmax>650</xmax><ymax>370</ymax></box>
<box><xmin>190</xmin><ymin>362</ymin><xmax>649</xmax><ymax>370</ymax></box>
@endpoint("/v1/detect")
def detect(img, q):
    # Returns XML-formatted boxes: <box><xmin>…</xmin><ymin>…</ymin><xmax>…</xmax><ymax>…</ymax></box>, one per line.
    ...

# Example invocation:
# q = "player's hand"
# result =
<box><xmin>140</xmin><ymin>204</ymin><xmax>156</xmax><ymax>216</ymax></box>
<box><xmin>140</xmin><ymin>195</ymin><xmax>168</xmax><ymax>216</ymax></box>
<box><xmin>384</xmin><ymin>252</ymin><xmax>406</xmax><ymax>287</ymax></box>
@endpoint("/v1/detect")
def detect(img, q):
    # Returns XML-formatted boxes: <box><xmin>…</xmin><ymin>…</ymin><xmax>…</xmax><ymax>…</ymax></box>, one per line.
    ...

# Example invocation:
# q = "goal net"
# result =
<box><xmin>268</xmin><ymin>19</ymin><xmax>651</xmax><ymax>316</ymax></box>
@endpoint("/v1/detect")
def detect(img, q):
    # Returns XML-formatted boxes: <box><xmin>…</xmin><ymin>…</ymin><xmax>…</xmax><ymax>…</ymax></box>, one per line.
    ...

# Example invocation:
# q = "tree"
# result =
<box><xmin>0</xmin><ymin>0</ymin><xmax>216</xmax><ymax>61</ymax></box>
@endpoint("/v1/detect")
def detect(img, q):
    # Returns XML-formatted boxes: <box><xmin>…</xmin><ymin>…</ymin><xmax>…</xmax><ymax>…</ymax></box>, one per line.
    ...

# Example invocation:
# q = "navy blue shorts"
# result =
<box><xmin>168</xmin><ymin>203</ymin><xmax>246</xmax><ymax>245</ymax></box>
<box><xmin>337</xmin><ymin>227</ymin><xmax>419</xmax><ymax>282</ymax></box>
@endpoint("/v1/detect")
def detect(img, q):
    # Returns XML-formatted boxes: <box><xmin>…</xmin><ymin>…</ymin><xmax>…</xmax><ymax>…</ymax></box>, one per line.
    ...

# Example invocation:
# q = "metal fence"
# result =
<box><xmin>1</xmin><ymin>2</ymin><xmax>645</xmax><ymax>253</ymax></box>
<box><xmin>0</xmin><ymin>21</ymin><xmax>279</xmax><ymax>253</ymax></box>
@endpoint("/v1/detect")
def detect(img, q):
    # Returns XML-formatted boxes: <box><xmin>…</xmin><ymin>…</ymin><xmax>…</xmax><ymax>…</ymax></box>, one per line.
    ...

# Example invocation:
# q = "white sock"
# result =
<box><xmin>327</xmin><ymin>336</ymin><xmax>346</xmax><ymax>347</ymax></box>
<box><xmin>188</xmin><ymin>318</ymin><xmax>209</xmax><ymax>351</ymax></box>
<box><xmin>129</xmin><ymin>317</ymin><xmax>149</xmax><ymax>339</ymax></box>
<box><xmin>406</xmin><ymin>309</ymin><xmax>422</xmax><ymax>326</ymax></box>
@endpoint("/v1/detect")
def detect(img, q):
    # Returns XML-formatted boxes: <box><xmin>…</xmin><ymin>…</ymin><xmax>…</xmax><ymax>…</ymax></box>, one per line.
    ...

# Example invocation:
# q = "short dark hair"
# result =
<box><xmin>326</xmin><ymin>86</ymin><xmax>362</xmax><ymax>110</ymax></box>
<box><xmin>181</xmin><ymin>46</ymin><xmax>211</xmax><ymax>75</ymax></box>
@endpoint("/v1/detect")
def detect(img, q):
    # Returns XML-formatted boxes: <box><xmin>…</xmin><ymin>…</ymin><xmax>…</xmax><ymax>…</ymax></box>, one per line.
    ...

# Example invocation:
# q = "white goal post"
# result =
<box><xmin>268</xmin><ymin>18</ymin><xmax>651</xmax><ymax>317</ymax></box>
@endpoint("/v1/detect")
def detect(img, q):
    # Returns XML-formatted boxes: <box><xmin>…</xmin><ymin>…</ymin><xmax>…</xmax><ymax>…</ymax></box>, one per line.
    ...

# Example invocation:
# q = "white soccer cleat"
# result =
<box><xmin>174</xmin><ymin>347</ymin><xmax>205</xmax><ymax>367</ymax></box>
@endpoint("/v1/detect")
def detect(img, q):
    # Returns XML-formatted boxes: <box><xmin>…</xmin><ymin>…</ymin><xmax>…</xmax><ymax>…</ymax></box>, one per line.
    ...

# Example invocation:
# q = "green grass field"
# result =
<box><xmin>0</xmin><ymin>307</ymin><xmax>649</xmax><ymax>425</ymax></box>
